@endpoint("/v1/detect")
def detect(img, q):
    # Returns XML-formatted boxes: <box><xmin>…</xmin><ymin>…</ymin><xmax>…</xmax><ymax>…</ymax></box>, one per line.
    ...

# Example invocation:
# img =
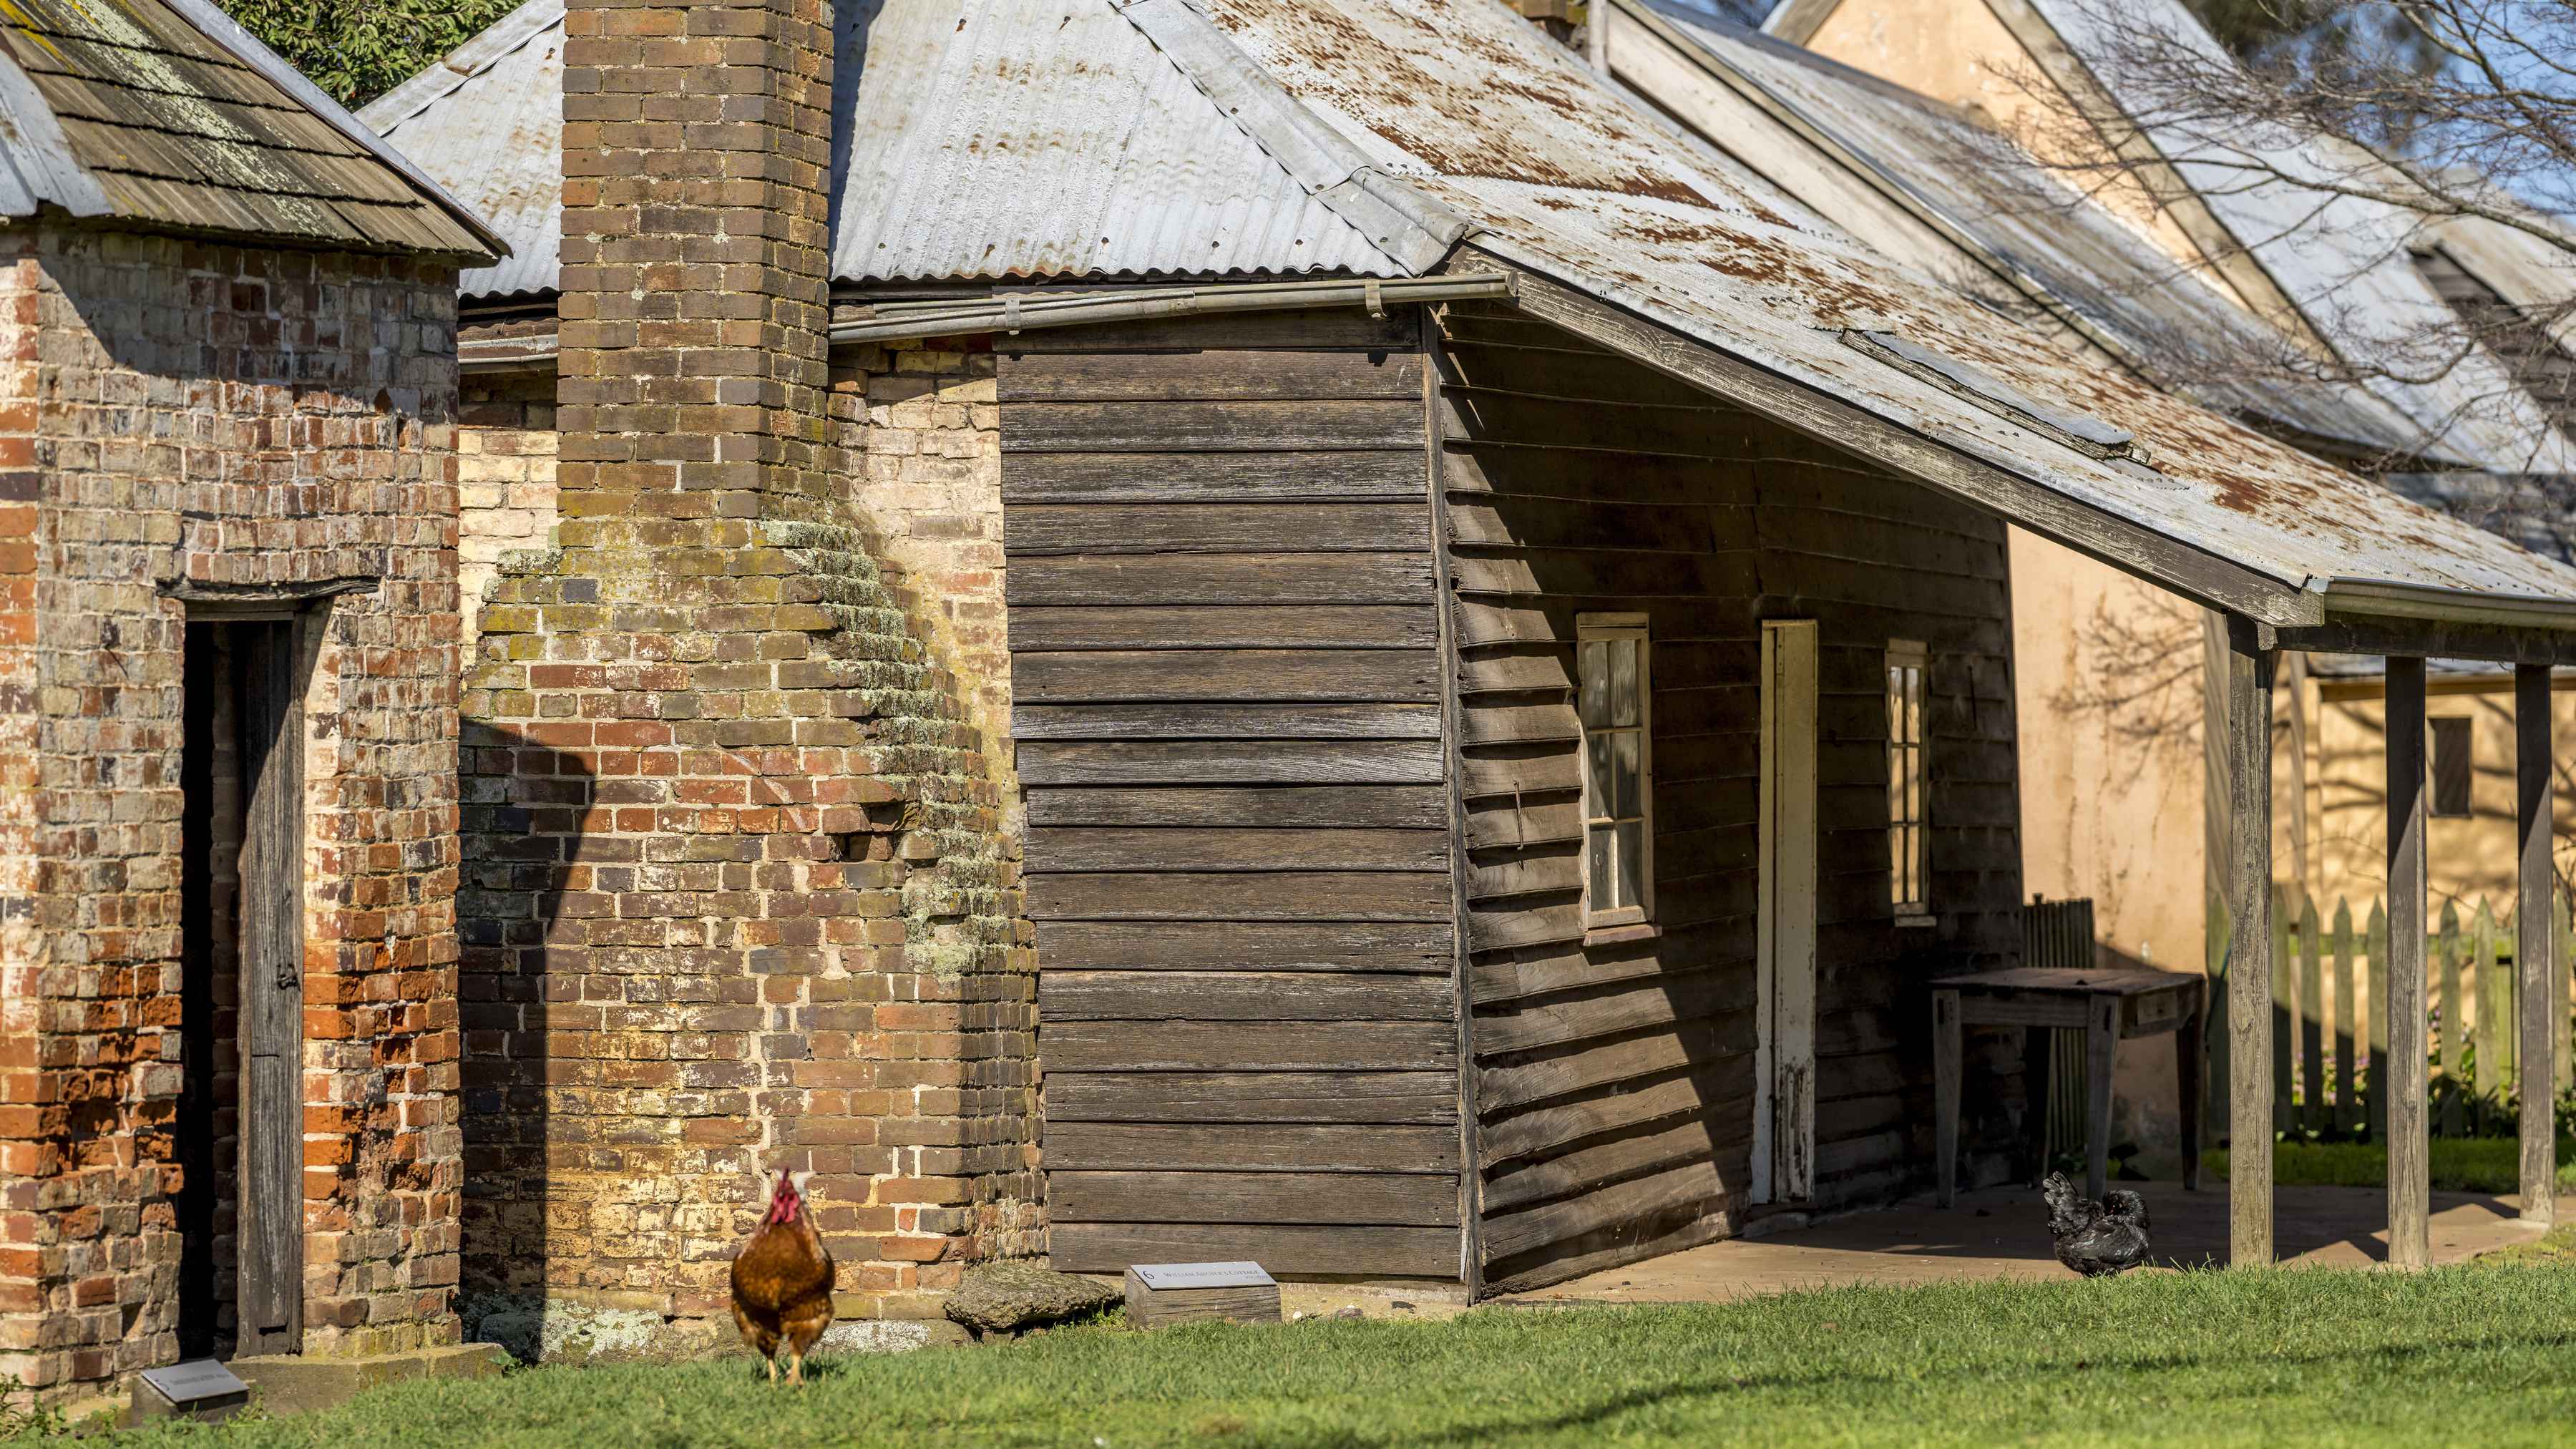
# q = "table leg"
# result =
<box><xmin>2086</xmin><ymin>993</ymin><xmax>2117</xmax><ymax>1203</ymax></box>
<box><xmin>2178</xmin><ymin>987</ymin><xmax>2205</xmax><ymax>1191</ymax></box>
<box><xmin>2024</xmin><ymin>1024</ymin><xmax>2054</xmax><ymax>1186</ymax></box>
<box><xmin>1935</xmin><ymin>989</ymin><xmax>1961</xmax><ymax>1207</ymax></box>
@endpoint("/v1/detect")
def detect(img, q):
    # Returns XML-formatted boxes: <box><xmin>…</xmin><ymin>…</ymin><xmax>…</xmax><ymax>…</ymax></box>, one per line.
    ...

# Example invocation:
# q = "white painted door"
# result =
<box><xmin>1755</xmin><ymin>620</ymin><xmax>1819</xmax><ymax>1205</ymax></box>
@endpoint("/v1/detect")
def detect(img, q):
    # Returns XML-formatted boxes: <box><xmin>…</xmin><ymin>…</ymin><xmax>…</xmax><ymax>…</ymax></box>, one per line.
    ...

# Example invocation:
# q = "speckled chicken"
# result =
<box><xmin>2042</xmin><ymin>1171</ymin><xmax>2152</xmax><ymax>1277</ymax></box>
<box><xmin>732</xmin><ymin>1169</ymin><xmax>834</xmax><ymax>1385</ymax></box>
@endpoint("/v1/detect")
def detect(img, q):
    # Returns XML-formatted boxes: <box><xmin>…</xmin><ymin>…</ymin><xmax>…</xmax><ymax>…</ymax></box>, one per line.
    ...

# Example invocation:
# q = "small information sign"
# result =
<box><xmin>135</xmin><ymin>1359</ymin><xmax>250</xmax><ymax>1422</ymax></box>
<box><xmin>1129</xmin><ymin>1261</ymin><xmax>1275</xmax><ymax>1292</ymax></box>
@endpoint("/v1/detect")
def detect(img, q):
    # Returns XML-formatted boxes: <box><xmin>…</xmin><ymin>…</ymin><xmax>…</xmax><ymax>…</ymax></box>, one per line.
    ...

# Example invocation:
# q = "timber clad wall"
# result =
<box><xmin>1000</xmin><ymin>310</ymin><xmax>1463</xmax><ymax>1279</ymax></box>
<box><xmin>1434</xmin><ymin>305</ymin><xmax>2023</xmax><ymax>1292</ymax></box>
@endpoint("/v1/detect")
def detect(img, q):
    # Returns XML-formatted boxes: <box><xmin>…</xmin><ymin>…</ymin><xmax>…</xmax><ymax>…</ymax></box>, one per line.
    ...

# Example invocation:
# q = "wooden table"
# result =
<box><xmin>1932</xmin><ymin>966</ymin><xmax>2205</xmax><ymax>1206</ymax></box>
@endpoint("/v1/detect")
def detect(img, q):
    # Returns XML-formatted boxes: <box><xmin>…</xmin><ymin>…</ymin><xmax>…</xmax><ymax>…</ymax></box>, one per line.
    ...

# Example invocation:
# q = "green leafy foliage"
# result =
<box><xmin>213</xmin><ymin>0</ymin><xmax>523</xmax><ymax>109</ymax></box>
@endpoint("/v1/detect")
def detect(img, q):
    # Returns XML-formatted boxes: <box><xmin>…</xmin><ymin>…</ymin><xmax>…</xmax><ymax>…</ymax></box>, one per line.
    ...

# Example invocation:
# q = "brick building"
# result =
<box><xmin>0</xmin><ymin>0</ymin><xmax>497</xmax><ymax>1406</ymax></box>
<box><xmin>371</xmin><ymin>0</ymin><xmax>2576</xmax><ymax>1343</ymax></box>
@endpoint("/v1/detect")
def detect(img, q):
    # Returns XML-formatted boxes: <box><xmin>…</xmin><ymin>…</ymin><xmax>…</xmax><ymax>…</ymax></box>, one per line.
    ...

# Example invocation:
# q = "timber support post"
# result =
<box><xmin>2225</xmin><ymin>619</ymin><xmax>2274</xmax><ymax>1267</ymax></box>
<box><xmin>2518</xmin><ymin>663</ymin><xmax>2557</xmax><ymax>1227</ymax></box>
<box><xmin>2386</xmin><ymin>655</ymin><xmax>2431</xmax><ymax>1269</ymax></box>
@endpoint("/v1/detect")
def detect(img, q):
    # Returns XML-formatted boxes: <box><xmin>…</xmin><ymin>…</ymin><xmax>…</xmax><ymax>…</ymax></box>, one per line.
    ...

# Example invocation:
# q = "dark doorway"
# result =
<box><xmin>178</xmin><ymin>615</ymin><xmax>307</xmax><ymax>1360</ymax></box>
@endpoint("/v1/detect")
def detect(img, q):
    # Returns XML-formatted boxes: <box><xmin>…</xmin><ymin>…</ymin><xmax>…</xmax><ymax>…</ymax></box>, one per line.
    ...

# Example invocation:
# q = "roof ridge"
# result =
<box><xmin>363</xmin><ymin>0</ymin><xmax>567</xmax><ymax>135</ymax></box>
<box><xmin>1113</xmin><ymin>0</ymin><xmax>1469</xmax><ymax>275</ymax></box>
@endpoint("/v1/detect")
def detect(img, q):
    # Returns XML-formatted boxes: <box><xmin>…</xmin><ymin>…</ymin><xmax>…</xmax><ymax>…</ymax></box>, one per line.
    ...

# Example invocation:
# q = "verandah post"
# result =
<box><xmin>2226</xmin><ymin>620</ymin><xmax>2275</xmax><ymax>1267</ymax></box>
<box><xmin>2518</xmin><ymin>663</ymin><xmax>2556</xmax><ymax>1226</ymax></box>
<box><xmin>2387</xmin><ymin>655</ymin><xmax>2431</xmax><ymax>1270</ymax></box>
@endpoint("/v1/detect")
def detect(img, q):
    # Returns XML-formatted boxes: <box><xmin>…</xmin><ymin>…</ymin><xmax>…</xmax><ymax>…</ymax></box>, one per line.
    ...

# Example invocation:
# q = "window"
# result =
<box><xmin>2430</xmin><ymin>716</ymin><xmax>2474</xmax><ymax>818</ymax></box>
<box><xmin>1886</xmin><ymin>640</ymin><xmax>1929</xmax><ymax>922</ymax></box>
<box><xmin>1578</xmin><ymin>615</ymin><xmax>1652</xmax><ymax>929</ymax></box>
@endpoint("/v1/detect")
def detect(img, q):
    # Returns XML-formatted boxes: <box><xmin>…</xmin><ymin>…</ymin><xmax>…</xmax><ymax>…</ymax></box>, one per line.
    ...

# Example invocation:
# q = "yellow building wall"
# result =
<box><xmin>2008</xmin><ymin>526</ymin><xmax>2212</xmax><ymax>1155</ymax></box>
<box><xmin>2308</xmin><ymin>675</ymin><xmax>2576</xmax><ymax>914</ymax></box>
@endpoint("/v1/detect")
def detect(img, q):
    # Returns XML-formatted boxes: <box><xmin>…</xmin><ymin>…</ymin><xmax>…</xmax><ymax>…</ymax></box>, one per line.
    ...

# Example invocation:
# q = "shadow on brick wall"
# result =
<box><xmin>454</xmin><ymin>724</ymin><xmax>590</xmax><ymax>1360</ymax></box>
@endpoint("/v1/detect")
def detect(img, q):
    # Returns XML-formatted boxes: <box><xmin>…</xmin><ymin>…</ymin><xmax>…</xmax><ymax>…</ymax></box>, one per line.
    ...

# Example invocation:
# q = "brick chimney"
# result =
<box><xmin>455</xmin><ymin>0</ymin><xmax>1038</xmax><ymax>1343</ymax></box>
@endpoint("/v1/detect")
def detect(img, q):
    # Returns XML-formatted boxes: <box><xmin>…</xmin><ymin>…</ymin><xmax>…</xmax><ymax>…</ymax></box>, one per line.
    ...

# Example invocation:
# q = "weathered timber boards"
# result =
<box><xmin>1016</xmin><ymin>740</ymin><xmax>1444</xmax><ymax>786</ymax></box>
<box><xmin>1480</xmin><ymin>1156</ymin><xmax>1732</xmax><ymax>1264</ymax></box>
<box><xmin>1042</xmin><ymin>970</ymin><xmax>1455</xmax><ymax>1021</ymax></box>
<box><xmin>1447</xmin><ymin>496</ymin><xmax>1729</xmax><ymax>553</ymax></box>
<box><xmin>1033</xmin><ymin>920</ymin><xmax>1455</xmax><ymax>972</ymax></box>
<box><xmin>1041</xmin><ymin>1020</ymin><xmax>1457</xmax><ymax>1072</ymax></box>
<box><xmin>1485</xmin><ymin>1111</ymin><xmax>1739</xmax><ymax>1213</ymax></box>
<box><xmin>1473</xmin><ymin>965</ymin><xmax>1752</xmax><ymax>1055</ymax></box>
<box><xmin>1013</xmin><ymin>650</ymin><xmax>1439</xmax><ymax>703</ymax></box>
<box><xmin>1012</xmin><ymin>703</ymin><xmax>1442</xmax><ymax>741</ymax></box>
<box><xmin>1009</xmin><ymin>607</ymin><xmax>1438</xmax><ymax>652</ymax></box>
<box><xmin>1477</xmin><ymin>1019</ymin><xmax>1755</xmax><ymax>1113</ymax></box>
<box><xmin>1049</xmin><ymin>1224</ymin><xmax>1458</xmax><ymax>1277</ymax></box>
<box><xmin>1025</xmin><ymin>786</ymin><xmax>1448</xmax><ymax>829</ymax></box>
<box><xmin>1002</xmin><ymin>450</ymin><xmax>1430</xmax><ymax>504</ymax></box>
<box><xmin>1005</xmin><ymin>331</ymin><xmax>1461</xmax><ymax>1284</ymax></box>
<box><xmin>1006</xmin><ymin>504</ymin><xmax>1430</xmax><ymax>556</ymax></box>
<box><xmin>1049</xmin><ymin>1121</ymin><xmax>1463</xmax><ymax>1174</ymax></box>
<box><xmin>1446</xmin><ymin>545</ymin><xmax>1756</xmax><ymax>599</ymax></box>
<box><xmin>1050</xmin><ymin>1171</ymin><xmax>1459</xmax><ymax>1226</ymax></box>
<box><xmin>1468</xmin><ymin>930</ymin><xmax>1739</xmax><ymax>1002</ymax></box>
<box><xmin>998</xmin><ymin>349</ymin><xmax>1427</xmax><ymax>402</ymax></box>
<box><xmin>1004</xmin><ymin>400</ymin><xmax>1424</xmax><ymax>452</ymax></box>
<box><xmin>1481</xmin><ymin>1055</ymin><xmax>1755</xmax><ymax>1169</ymax></box>
<box><xmin>1025</xmin><ymin>871</ymin><xmax>1453</xmax><ymax>922</ymax></box>
<box><xmin>1458</xmin><ymin>749</ymin><xmax>1582</xmax><ymax>800</ymax></box>
<box><xmin>1026</xmin><ymin>828</ymin><xmax>1450</xmax><ymax>874</ymax></box>
<box><xmin>1008</xmin><ymin>552</ymin><xmax>1434</xmax><ymax>607</ymax></box>
<box><xmin>1438</xmin><ymin>391</ymin><xmax>1773</xmax><ymax>456</ymax></box>
<box><xmin>1045</xmin><ymin>1070</ymin><xmax>1458</xmax><ymax>1123</ymax></box>
<box><xmin>1480</xmin><ymin>1204</ymin><xmax>1735</xmax><ymax>1297</ymax></box>
<box><xmin>1463</xmin><ymin>843</ymin><xmax>1580</xmax><ymax>902</ymax></box>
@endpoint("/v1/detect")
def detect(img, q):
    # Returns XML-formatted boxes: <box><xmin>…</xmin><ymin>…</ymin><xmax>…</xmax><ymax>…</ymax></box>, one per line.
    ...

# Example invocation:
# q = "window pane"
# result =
<box><xmin>1589</xmin><ymin>824</ymin><xmax>1614</xmax><ymax>907</ymax></box>
<box><xmin>1612</xmin><ymin>729</ymin><xmax>1641</xmax><ymax>819</ymax></box>
<box><xmin>1888</xmin><ymin>667</ymin><xmax>1903</xmax><ymax>743</ymax></box>
<box><xmin>1890</xmin><ymin>819</ymin><xmax>1906</xmax><ymax>897</ymax></box>
<box><xmin>1902</xmin><ymin>667</ymin><xmax>1921</xmax><ymax>746</ymax></box>
<box><xmin>1905</xmin><ymin>743</ymin><xmax>1920</xmax><ymax>824</ymax></box>
<box><xmin>1580</xmin><ymin>640</ymin><xmax>1610</xmax><ymax>727</ymax></box>
<box><xmin>1609</xmin><ymin>638</ymin><xmax>1640</xmax><ymax>726</ymax></box>
<box><xmin>1586</xmin><ymin>731</ymin><xmax>1613</xmax><ymax>820</ymax></box>
<box><xmin>1616</xmin><ymin>819</ymin><xmax>1645</xmax><ymax>909</ymax></box>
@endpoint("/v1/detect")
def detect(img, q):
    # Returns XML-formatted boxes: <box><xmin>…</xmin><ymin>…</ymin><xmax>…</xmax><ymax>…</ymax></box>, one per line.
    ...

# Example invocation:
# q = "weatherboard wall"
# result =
<box><xmin>1432</xmin><ymin>303</ymin><xmax>2026</xmax><ymax>1294</ymax></box>
<box><xmin>999</xmin><ymin>308</ymin><xmax>1465</xmax><ymax>1281</ymax></box>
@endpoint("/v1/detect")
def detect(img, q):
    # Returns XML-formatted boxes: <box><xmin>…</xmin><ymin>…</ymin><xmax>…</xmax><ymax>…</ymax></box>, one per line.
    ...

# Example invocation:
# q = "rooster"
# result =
<box><xmin>2041</xmin><ymin>1171</ymin><xmax>2152</xmax><ymax>1277</ymax></box>
<box><xmin>732</xmin><ymin>1168</ymin><xmax>834</xmax><ymax>1385</ymax></box>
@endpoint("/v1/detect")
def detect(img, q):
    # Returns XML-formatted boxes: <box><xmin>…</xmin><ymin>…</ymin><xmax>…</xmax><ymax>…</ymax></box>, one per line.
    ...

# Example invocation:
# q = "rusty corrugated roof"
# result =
<box><xmin>1616</xmin><ymin>1</ymin><xmax>2446</xmax><ymax>466</ymax></box>
<box><xmin>0</xmin><ymin>0</ymin><xmax>496</xmax><ymax>255</ymax></box>
<box><xmin>1166</xmin><ymin>0</ymin><xmax>2576</xmax><ymax>610</ymax></box>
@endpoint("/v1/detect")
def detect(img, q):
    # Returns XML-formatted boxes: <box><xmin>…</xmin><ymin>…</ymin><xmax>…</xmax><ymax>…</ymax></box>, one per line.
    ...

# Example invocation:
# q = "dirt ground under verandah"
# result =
<box><xmin>1510</xmin><ymin>1183</ymin><xmax>2574</xmax><ymax>1305</ymax></box>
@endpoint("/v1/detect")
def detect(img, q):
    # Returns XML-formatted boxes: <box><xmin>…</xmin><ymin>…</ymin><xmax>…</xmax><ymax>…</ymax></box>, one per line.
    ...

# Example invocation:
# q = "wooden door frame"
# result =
<box><xmin>1755</xmin><ymin>619</ymin><xmax>1819</xmax><ymax>1205</ymax></box>
<box><xmin>188</xmin><ymin>604</ymin><xmax>310</xmax><ymax>1357</ymax></box>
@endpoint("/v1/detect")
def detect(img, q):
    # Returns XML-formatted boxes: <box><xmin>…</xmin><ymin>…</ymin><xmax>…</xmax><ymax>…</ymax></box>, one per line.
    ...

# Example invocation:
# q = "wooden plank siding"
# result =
<box><xmin>1433</xmin><ymin>304</ymin><xmax>2022</xmax><ymax>1294</ymax></box>
<box><xmin>1000</xmin><ymin>313</ymin><xmax>1463</xmax><ymax>1281</ymax></box>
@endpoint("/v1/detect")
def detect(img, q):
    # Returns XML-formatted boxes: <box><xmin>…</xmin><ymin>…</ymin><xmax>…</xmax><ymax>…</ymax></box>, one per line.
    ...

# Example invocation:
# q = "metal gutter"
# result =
<box><xmin>830</xmin><ymin>273</ymin><xmax>1516</xmax><ymax>345</ymax></box>
<box><xmin>2318</xmin><ymin>577</ymin><xmax>2576</xmax><ymax>632</ymax></box>
<box><xmin>460</xmin><ymin>275</ymin><xmax>1518</xmax><ymax>366</ymax></box>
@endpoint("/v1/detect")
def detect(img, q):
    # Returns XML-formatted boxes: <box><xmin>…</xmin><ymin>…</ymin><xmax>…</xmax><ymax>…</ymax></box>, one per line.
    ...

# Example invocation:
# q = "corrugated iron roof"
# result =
<box><xmin>1618</xmin><ymin>1</ymin><xmax>2445</xmax><ymax>465</ymax></box>
<box><xmin>1170</xmin><ymin>0</ymin><xmax>2576</xmax><ymax>607</ymax></box>
<box><xmin>368</xmin><ymin>0</ymin><xmax>1399</xmax><ymax>301</ymax></box>
<box><xmin>2020</xmin><ymin>0</ymin><xmax>2575</xmax><ymax>475</ymax></box>
<box><xmin>829</xmin><ymin>0</ymin><xmax>1393</xmax><ymax>282</ymax></box>
<box><xmin>361</xmin><ymin>0</ymin><xmax>562</xmax><ymax>297</ymax></box>
<box><xmin>0</xmin><ymin>0</ymin><xmax>495</xmax><ymax>255</ymax></box>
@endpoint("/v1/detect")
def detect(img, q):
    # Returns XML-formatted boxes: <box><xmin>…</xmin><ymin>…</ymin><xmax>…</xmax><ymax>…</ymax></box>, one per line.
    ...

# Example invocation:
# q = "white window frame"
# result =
<box><xmin>1887</xmin><ymin>639</ymin><xmax>1931</xmax><ymax>925</ymax></box>
<box><xmin>1577</xmin><ymin>613</ymin><xmax>1654</xmax><ymax>930</ymax></box>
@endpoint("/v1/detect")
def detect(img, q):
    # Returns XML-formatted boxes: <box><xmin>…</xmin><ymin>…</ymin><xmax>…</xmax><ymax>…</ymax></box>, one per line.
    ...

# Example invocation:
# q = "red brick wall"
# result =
<box><xmin>0</xmin><ymin>223</ymin><xmax>464</xmax><ymax>1404</ymax></box>
<box><xmin>451</xmin><ymin>0</ymin><xmax>1035</xmax><ymax>1354</ymax></box>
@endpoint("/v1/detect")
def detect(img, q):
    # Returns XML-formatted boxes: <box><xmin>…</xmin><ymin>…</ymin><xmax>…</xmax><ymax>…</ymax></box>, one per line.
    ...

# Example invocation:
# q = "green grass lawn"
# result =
<box><xmin>71</xmin><ymin>1250</ymin><xmax>2576</xmax><ymax>1448</ymax></box>
<box><xmin>2202</xmin><ymin>1136</ymin><xmax>2576</xmax><ymax>1194</ymax></box>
